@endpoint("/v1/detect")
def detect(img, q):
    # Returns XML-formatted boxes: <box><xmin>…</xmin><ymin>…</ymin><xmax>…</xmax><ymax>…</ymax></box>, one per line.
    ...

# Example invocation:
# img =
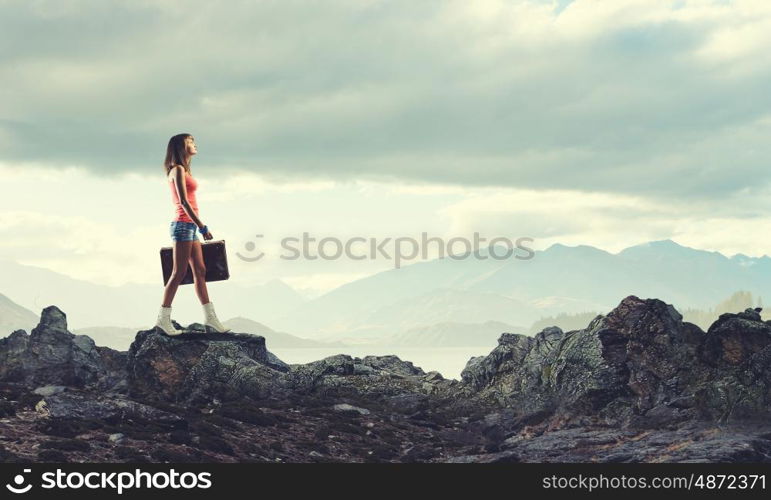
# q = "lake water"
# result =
<box><xmin>269</xmin><ymin>345</ymin><xmax>494</xmax><ymax>381</ymax></box>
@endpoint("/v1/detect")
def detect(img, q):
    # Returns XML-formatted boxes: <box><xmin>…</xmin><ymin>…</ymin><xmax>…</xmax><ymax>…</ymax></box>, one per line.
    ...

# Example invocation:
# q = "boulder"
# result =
<box><xmin>36</xmin><ymin>390</ymin><xmax>184</xmax><ymax>425</ymax></box>
<box><xmin>126</xmin><ymin>329</ymin><xmax>290</xmax><ymax>403</ymax></box>
<box><xmin>462</xmin><ymin>296</ymin><xmax>771</xmax><ymax>428</ymax></box>
<box><xmin>0</xmin><ymin>306</ymin><xmax>121</xmax><ymax>391</ymax></box>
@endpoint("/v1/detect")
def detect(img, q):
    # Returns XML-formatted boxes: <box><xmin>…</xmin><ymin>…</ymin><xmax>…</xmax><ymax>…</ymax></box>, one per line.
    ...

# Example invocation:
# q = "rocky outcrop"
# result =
<box><xmin>0</xmin><ymin>306</ymin><xmax>124</xmax><ymax>391</ymax></box>
<box><xmin>285</xmin><ymin>353</ymin><xmax>460</xmax><ymax>415</ymax></box>
<box><xmin>126</xmin><ymin>329</ymin><xmax>291</xmax><ymax>404</ymax></box>
<box><xmin>126</xmin><ymin>330</ymin><xmax>460</xmax><ymax>415</ymax></box>
<box><xmin>460</xmin><ymin>296</ymin><xmax>771</xmax><ymax>431</ymax></box>
<box><xmin>444</xmin><ymin>422</ymin><xmax>771</xmax><ymax>463</ymax></box>
<box><xmin>2</xmin><ymin>295</ymin><xmax>771</xmax><ymax>463</ymax></box>
<box><xmin>696</xmin><ymin>307</ymin><xmax>771</xmax><ymax>421</ymax></box>
<box><xmin>36</xmin><ymin>390</ymin><xmax>185</xmax><ymax>424</ymax></box>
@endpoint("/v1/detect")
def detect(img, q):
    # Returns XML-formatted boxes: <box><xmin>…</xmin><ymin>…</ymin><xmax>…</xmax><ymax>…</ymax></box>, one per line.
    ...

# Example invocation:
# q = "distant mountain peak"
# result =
<box><xmin>624</xmin><ymin>239</ymin><xmax>685</xmax><ymax>250</ymax></box>
<box><xmin>617</xmin><ymin>238</ymin><xmax>695</xmax><ymax>256</ymax></box>
<box><xmin>543</xmin><ymin>242</ymin><xmax>612</xmax><ymax>256</ymax></box>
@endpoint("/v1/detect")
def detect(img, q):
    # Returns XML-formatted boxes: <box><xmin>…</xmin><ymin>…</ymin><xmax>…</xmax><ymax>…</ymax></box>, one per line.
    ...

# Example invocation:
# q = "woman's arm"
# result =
<box><xmin>171</xmin><ymin>165</ymin><xmax>206</xmax><ymax>228</ymax></box>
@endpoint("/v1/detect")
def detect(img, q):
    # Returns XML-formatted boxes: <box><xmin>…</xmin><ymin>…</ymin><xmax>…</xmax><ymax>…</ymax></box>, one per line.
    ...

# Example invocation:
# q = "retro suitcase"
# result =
<box><xmin>160</xmin><ymin>240</ymin><xmax>230</xmax><ymax>285</ymax></box>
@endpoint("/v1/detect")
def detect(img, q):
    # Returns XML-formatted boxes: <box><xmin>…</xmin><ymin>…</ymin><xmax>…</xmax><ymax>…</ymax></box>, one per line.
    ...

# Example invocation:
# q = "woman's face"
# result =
<box><xmin>185</xmin><ymin>136</ymin><xmax>197</xmax><ymax>157</ymax></box>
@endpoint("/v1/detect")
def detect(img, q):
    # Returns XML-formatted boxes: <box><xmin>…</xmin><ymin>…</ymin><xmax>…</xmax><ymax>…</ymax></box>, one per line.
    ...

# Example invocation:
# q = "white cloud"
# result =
<box><xmin>3</xmin><ymin>161</ymin><xmax>771</xmax><ymax>290</ymax></box>
<box><xmin>1</xmin><ymin>0</ymin><xmax>770</xmax><ymax>200</ymax></box>
<box><xmin>0</xmin><ymin>210</ymin><xmax>160</xmax><ymax>286</ymax></box>
<box><xmin>432</xmin><ymin>171</ymin><xmax>771</xmax><ymax>255</ymax></box>
<box><xmin>4</xmin><ymin>1</ymin><xmax>771</xmax><ymax>291</ymax></box>
<box><xmin>201</xmin><ymin>172</ymin><xmax>338</xmax><ymax>202</ymax></box>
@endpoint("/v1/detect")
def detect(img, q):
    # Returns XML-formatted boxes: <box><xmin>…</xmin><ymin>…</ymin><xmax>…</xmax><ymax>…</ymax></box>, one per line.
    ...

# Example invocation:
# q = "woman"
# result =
<box><xmin>154</xmin><ymin>133</ymin><xmax>230</xmax><ymax>335</ymax></box>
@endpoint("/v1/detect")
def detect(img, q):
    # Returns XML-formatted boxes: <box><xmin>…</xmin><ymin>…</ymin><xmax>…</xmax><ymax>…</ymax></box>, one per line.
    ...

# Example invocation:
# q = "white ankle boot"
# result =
<box><xmin>203</xmin><ymin>301</ymin><xmax>230</xmax><ymax>333</ymax></box>
<box><xmin>155</xmin><ymin>305</ymin><xmax>183</xmax><ymax>336</ymax></box>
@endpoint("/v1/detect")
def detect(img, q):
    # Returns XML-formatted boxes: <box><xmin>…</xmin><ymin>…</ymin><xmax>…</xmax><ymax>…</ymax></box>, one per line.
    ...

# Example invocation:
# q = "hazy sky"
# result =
<box><xmin>2</xmin><ymin>0</ymin><xmax>771</xmax><ymax>295</ymax></box>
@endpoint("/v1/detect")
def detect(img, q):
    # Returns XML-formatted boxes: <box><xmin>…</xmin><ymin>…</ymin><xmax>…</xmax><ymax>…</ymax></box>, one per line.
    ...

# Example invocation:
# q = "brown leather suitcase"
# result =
<box><xmin>160</xmin><ymin>240</ymin><xmax>230</xmax><ymax>285</ymax></box>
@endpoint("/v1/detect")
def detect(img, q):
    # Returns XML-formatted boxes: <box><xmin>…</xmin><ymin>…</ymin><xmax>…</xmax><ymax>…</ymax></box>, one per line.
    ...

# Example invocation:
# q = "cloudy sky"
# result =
<box><xmin>2</xmin><ymin>0</ymin><xmax>771</xmax><ymax>296</ymax></box>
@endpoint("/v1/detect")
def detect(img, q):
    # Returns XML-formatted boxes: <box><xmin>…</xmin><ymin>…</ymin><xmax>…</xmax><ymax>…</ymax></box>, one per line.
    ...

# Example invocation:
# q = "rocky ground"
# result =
<box><xmin>1</xmin><ymin>295</ymin><xmax>771</xmax><ymax>463</ymax></box>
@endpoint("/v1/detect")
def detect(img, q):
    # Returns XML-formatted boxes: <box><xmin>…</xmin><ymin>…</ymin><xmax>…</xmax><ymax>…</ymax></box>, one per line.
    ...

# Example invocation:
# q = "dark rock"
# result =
<box><xmin>34</xmin><ymin>417</ymin><xmax>103</xmax><ymax>438</ymax></box>
<box><xmin>353</xmin><ymin>363</ymin><xmax>376</xmax><ymax>375</ymax></box>
<box><xmin>333</xmin><ymin>403</ymin><xmax>370</xmax><ymax>415</ymax></box>
<box><xmin>461</xmin><ymin>332</ymin><xmax>535</xmax><ymax>390</ymax></box>
<box><xmin>4</xmin><ymin>298</ymin><xmax>771</xmax><ymax>464</ymax></box>
<box><xmin>463</xmin><ymin>295</ymin><xmax>771</xmax><ymax>429</ymax></box>
<box><xmin>126</xmin><ymin>329</ymin><xmax>290</xmax><ymax>403</ymax></box>
<box><xmin>0</xmin><ymin>444</ymin><xmax>20</xmax><ymax>463</ymax></box>
<box><xmin>443</xmin><ymin>450</ymin><xmax>521</xmax><ymax>463</ymax></box>
<box><xmin>387</xmin><ymin>393</ymin><xmax>429</xmax><ymax>414</ymax></box>
<box><xmin>694</xmin><ymin>307</ymin><xmax>771</xmax><ymax>422</ymax></box>
<box><xmin>40</xmin><ymin>438</ymin><xmax>90</xmax><ymax>452</ymax></box>
<box><xmin>286</xmin><ymin>354</ymin><xmax>451</xmax><ymax>411</ymax></box>
<box><xmin>289</xmin><ymin>355</ymin><xmax>356</xmax><ymax>392</ymax></box>
<box><xmin>95</xmin><ymin>347</ymin><xmax>129</xmax><ymax>393</ymax></box>
<box><xmin>38</xmin><ymin>449</ymin><xmax>68</xmax><ymax>462</ymax></box>
<box><xmin>0</xmin><ymin>400</ymin><xmax>16</xmax><ymax>418</ymax></box>
<box><xmin>0</xmin><ymin>307</ymin><xmax>121</xmax><ymax>391</ymax></box>
<box><xmin>114</xmin><ymin>446</ymin><xmax>150</xmax><ymax>463</ymax></box>
<box><xmin>32</xmin><ymin>386</ymin><xmax>67</xmax><ymax>397</ymax></box>
<box><xmin>358</xmin><ymin>355</ymin><xmax>425</xmax><ymax>377</ymax></box>
<box><xmin>37</xmin><ymin>390</ymin><xmax>184</xmax><ymax>425</ymax></box>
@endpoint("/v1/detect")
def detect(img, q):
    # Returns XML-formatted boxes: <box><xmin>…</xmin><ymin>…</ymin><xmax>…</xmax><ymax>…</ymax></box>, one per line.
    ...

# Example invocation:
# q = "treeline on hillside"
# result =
<box><xmin>681</xmin><ymin>290</ymin><xmax>762</xmax><ymax>331</ymax></box>
<box><xmin>527</xmin><ymin>291</ymin><xmax>763</xmax><ymax>335</ymax></box>
<box><xmin>527</xmin><ymin>311</ymin><xmax>601</xmax><ymax>335</ymax></box>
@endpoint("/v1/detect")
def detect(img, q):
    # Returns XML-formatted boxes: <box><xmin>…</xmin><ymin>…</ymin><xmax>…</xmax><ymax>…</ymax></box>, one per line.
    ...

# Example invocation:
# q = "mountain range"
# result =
<box><xmin>265</xmin><ymin>239</ymin><xmax>771</xmax><ymax>339</ymax></box>
<box><xmin>0</xmin><ymin>257</ymin><xmax>306</xmax><ymax>330</ymax></box>
<box><xmin>2</xmin><ymin>239</ymin><xmax>770</xmax><ymax>345</ymax></box>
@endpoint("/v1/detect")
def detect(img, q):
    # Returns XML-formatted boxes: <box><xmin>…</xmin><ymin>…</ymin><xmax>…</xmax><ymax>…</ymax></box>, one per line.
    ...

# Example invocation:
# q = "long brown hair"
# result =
<box><xmin>163</xmin><ymin>133</ymin><xmax>192</xmax><ymax>176</ymax></box>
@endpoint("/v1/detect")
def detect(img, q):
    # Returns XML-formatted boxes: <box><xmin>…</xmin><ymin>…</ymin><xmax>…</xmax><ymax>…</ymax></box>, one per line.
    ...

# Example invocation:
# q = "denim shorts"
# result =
<box><xmin>170</xmin><ymin>221</ymin><xmax>199</xmax><ymax>242</ymax></box>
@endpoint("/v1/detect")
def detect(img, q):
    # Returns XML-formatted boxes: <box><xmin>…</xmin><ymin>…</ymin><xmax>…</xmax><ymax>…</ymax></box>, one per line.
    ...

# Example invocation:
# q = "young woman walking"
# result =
<box><xmin>154</xmin><ymin>133</ymin><xmax>230</xmax><ymax>335</ymax></box>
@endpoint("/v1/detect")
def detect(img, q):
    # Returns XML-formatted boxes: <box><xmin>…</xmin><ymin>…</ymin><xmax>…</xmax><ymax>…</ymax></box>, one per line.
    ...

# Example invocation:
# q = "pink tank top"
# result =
<box><xmin>169</xmin><ymin>169</ymin><xmax>199</xmax><ymax>223</ymax></box>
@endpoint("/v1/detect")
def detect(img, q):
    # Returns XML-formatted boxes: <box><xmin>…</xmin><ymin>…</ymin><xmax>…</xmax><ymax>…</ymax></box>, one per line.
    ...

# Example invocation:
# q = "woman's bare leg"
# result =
<box><xmin>189</xmin><ymin>239</ymin><xmax>210</xmax><ymax>305</ymax></box>
<box><xmin>161</xmin><ymin>240</ymin><xmax>194</xmax><ymax>307</ymax></box>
